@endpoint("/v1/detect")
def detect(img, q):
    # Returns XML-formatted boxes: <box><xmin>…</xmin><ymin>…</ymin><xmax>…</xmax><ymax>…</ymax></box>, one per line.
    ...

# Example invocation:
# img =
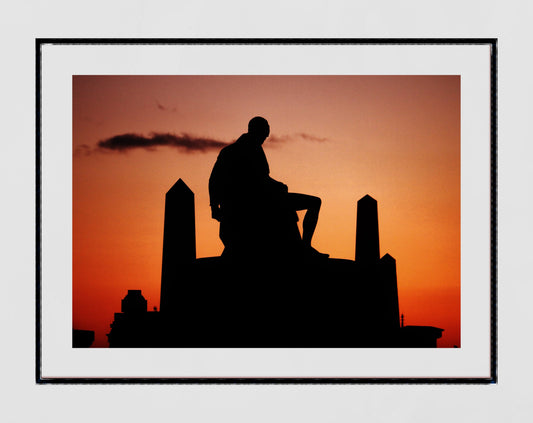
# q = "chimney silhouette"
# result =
<box><xmin>160</xmin><ymin>179</ymin><xmax>196</xmax><ymax>312</ymax></box>
<box><xmin>355</xmin><ymin>195</ymin><xmax>380</xmax><ymax>262</ymax></box>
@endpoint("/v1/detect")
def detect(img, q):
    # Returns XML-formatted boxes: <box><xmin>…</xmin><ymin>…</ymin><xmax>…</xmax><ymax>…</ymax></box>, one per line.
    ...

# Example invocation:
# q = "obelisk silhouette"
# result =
<box><xmin>160</xmin><ymin>179</ymin><xmax>196</xmax><ymax>312</ymax></box>
<box><xmin>379</xmin><ymin>253</ymin><xmax>400</xmax><ymax>330</ymax></box>
<box><xmin>355</xmin><ymin>195</ymin><xmax>380</xmax><ymax>262</ymax></box>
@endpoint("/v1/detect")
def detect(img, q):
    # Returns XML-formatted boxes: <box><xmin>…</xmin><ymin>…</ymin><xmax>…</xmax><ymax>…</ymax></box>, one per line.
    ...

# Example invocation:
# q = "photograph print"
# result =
<box><xmin>72</xmin><ymin>75</ymin><xmax>460</xmax><ymax>349</ymax></box>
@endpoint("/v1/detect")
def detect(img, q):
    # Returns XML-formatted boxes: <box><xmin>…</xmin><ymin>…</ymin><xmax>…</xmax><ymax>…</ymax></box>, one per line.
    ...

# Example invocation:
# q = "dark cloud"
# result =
<box><xmin>97</xmin><ymin>132</ymin><xmax>228</xmax><ymax>153</ymax></box>
<box><xmin>269</xmin><ymin>133</ymin><xmax>329</xmax><ymax>144</ymax></box>
<box><xmin>84</xmin><ymin>130</ymin><xmax>329</xmax><ymax>155</ymax></box>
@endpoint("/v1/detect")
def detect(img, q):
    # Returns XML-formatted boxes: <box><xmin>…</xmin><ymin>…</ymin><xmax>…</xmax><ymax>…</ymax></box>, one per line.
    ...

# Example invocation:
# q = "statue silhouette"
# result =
<box><xmin>209</xmin><ymin>116</ymin><xmax>328</xmax><ymax>260</ymax></box>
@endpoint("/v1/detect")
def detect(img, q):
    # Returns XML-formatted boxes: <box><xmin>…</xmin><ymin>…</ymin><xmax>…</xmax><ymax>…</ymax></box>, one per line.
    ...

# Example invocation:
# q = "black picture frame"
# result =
<box><xmin>36</xmin><ymin>38</ymin><xmax>497</xmax><ymax>384</ymax></box>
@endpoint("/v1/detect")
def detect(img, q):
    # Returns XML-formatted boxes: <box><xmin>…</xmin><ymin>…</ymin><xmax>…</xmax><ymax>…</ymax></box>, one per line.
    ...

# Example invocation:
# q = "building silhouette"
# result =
<box><xmin>107</xmin><ymin>290</ymin><xmax>161</xmax><ymax>347</ymax></box>
<box><xmin>107</xmin><ymin>179</ymin><xmax>443</xmax><ymax>348</ymax></box>
<box><xmin>72</xmin><ymin>329</ymin><xmax>95</xmax><ymax>348</ymax></box>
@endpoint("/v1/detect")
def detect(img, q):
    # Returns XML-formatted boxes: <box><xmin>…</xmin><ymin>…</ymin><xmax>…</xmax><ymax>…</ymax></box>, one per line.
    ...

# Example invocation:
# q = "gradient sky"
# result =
<box><xmin>73</xmin><ymin>75</ymin><xmax>460</xmax><ymax>348</ymax></box>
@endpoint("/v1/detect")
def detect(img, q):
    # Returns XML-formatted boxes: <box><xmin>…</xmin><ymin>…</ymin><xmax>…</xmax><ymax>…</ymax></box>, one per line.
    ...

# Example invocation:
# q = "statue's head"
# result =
<box><xmin>247</xmin><ymin>116</ymin><xmax>270</xmax><ymax>145</ymax></box>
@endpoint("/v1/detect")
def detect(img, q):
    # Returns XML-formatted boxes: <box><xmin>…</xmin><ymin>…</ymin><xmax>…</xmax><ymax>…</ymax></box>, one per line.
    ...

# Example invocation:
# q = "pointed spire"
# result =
<box><xmin>167</xmin><ymin>178</ymin><xmax>193</xmax><ymax>196</ymax></box>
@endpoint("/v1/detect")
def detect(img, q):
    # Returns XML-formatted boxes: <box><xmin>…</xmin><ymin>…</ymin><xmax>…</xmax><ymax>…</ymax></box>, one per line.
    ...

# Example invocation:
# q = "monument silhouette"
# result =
<box><xmin>107</xmin><ymin>180</ymin><xmax>444</xmax><ymax>348</ymax></box>
<box><xmin>208</xmin><ymin>116</ymin><xmax>328</xmax><ymax>261</ymax></box>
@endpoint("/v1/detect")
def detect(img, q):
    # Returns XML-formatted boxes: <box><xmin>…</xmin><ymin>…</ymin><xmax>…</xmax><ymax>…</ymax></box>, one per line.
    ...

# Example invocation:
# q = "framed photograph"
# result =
<box><xmin>37</xmin><ymin>39</ymin><xmax>496</xmax><ymax>382</ymax></box>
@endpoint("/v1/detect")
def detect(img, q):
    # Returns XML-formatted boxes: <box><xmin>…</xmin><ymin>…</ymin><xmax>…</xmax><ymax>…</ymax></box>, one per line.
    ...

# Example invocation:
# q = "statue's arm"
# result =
<box><xmin>265</xmin><ymin>175</ymin><xmax>289</xmax><ymax>193</ymax></box>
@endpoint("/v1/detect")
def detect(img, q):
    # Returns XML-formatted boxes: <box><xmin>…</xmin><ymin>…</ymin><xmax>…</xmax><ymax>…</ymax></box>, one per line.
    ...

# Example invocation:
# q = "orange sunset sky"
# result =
<box><xmin>73</xmin><ymin>75</ymin><xmax>460</xmax><ymax>348</ymax></box>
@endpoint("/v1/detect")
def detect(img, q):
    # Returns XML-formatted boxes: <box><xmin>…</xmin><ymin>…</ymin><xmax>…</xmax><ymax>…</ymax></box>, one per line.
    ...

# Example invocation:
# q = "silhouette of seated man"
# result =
<box><xmin>209</xmin><ymin>116</ymin><xmax>328</xmax><ymax>260</ymax></box>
